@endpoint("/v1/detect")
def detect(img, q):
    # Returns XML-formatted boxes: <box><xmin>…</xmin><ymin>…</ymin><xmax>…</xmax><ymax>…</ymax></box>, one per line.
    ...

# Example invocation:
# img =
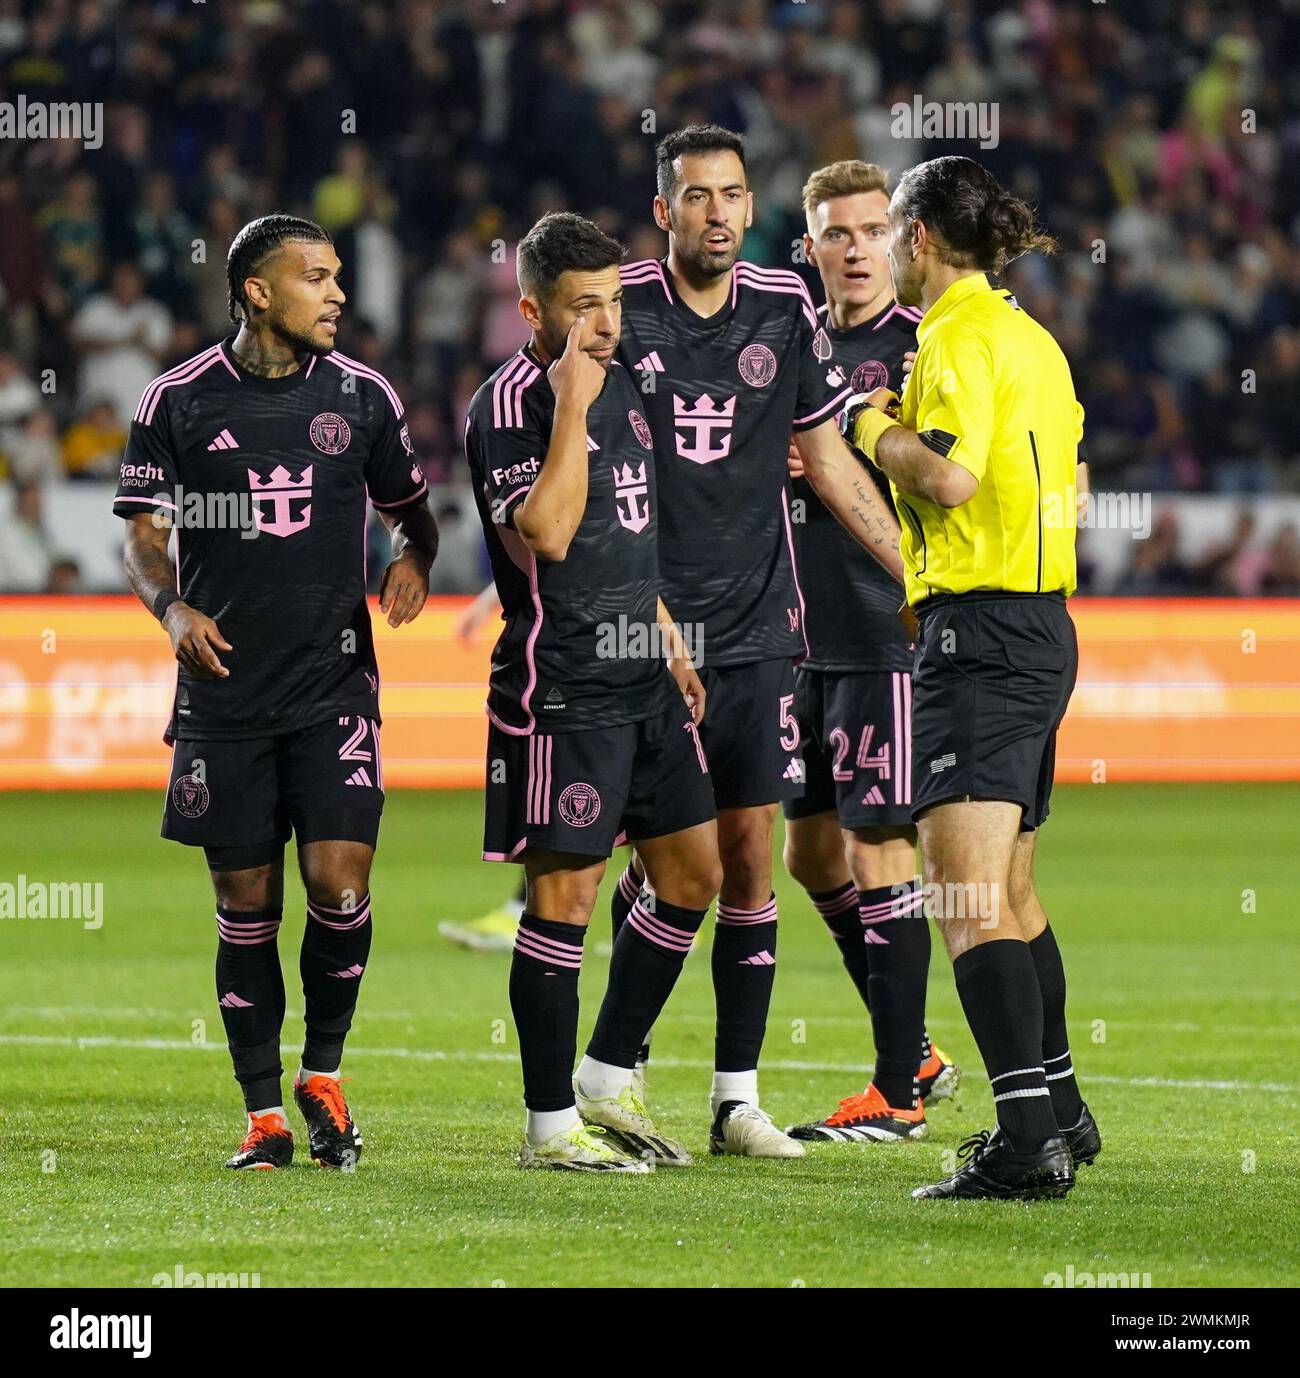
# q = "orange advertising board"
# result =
<box><xmin>0</xmin><ymin>596</ymin><xmax>1297</xmax><ymax>789</ymax></box>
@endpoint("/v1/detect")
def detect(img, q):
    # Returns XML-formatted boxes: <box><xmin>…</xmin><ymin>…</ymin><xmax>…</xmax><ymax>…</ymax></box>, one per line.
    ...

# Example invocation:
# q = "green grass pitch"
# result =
<box><xmin>1</xmin><ymin>784</ymin><xmax>1297</xmax><ymax>1288</ymax></box>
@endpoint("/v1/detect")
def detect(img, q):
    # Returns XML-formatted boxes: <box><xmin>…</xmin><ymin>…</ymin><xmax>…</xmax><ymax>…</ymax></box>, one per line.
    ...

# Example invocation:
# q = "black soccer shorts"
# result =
<box><xmin>482</xmin><ymin>698</ymin><xmax>716</xmax><ymax>862</ymax></box>
<box><xmin>162</xmin><ymin>715</ymin><xmax>385</xmax><ymax>868</ymax></box>
<box><xmin>781</xmin><ymin>665</ymin><xmax>917</xmax><ymax>830</ymax></box>
<box><xmin>695</xmin><ymin>657</ymin><xmax>803</xmax><ymax>811</ymax></box>
<box><xmin>909</xmin><ymin>591</ymin><xmax>1078</xmax><ymax>831</ymax></box>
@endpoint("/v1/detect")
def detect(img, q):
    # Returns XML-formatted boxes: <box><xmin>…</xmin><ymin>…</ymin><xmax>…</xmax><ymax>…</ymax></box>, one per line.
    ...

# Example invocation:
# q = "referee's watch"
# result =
<box><xmin>840</xmin><ymin>393</ymin><xmax>900</xmax><ymax>462</ymax></box>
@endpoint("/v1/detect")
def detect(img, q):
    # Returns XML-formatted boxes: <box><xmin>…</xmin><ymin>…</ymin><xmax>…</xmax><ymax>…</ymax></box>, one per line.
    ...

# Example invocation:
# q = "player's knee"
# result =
<box><xmin>303</xmin><ymin>866</ymin><xmax>372</xmax><ymax>914</ymax></box>
<box><xmin>783</xmin><ymin>839</ymin><xmax>827</xmax><ymax>892</ymax></box>
<box><xmin>678</xmin><ymin>855</ymin><xmax>723</xmax><ymax>910</ymax></box>
<box><xmin>719</xmin><ymin>810</ymin><xmax>771</xmax><ymax>864</ymax></box>
<box><xmin>846</xmin><ymin>829</ymin><xmax>917</xmax><ymax>892</ymax></box>
<box><xmin>212</xmin><ymin>863</ymin><xmax>280</xmax><ymax>911</ymax></box>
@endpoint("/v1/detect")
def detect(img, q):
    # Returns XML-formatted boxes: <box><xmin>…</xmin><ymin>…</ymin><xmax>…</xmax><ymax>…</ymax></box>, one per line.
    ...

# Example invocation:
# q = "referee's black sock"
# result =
<box><xmin>811</xmin><ymin>882</ymin><xmax>873</xmax><ymax>1011</ymax></box>
<box><xmin>712</xmin><ymin>895</ymin><xmax>778</xmax><ymax>1075</ymax></box>
<box><xmin>509</xmin><ymin>914</ymin><xmax>586</xmax><ymax>1111</ymax></box>
<box><xmin>586</xmin><ymin>896</ymin><xmax>705</xmax><ymax>1067</ymax></box>
<box><xmin>953</xmin><ymin>938</ymin><xmax>1058</xmax><ymax>1152</ymax></box>
<box><xmin>1029</xmin><ymin>924</ymin><xmax>1085</xmax><ymax>1126</ymax></box>
<box><xmin>215</xmin><ymin>906</ymin><xmax>286</xmax><ymax>1113</ymax></box>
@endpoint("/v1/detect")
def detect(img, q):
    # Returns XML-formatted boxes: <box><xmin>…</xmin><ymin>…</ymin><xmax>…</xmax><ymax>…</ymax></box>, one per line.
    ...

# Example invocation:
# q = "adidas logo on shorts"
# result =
<box><xmin>930</xmin><ymin>752</ymin><xmax>957</xmax><ymax>774</ymax></box>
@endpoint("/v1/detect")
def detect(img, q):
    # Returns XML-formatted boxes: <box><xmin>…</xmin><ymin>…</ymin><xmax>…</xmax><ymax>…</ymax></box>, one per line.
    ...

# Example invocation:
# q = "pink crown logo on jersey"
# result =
<box><xmin>612</xmin><ymin>460</ymin><xmax>650</xmax><ymax>533</ymax></box>
<box><xmin>247</xmin><ymin>465</ymin><xmax>313</xmax><ymax>538</ymax></box>
<box><xmin>672</xmin><ymin>394</ymin><xmax>735</xmax><ymax>466</ymax></box>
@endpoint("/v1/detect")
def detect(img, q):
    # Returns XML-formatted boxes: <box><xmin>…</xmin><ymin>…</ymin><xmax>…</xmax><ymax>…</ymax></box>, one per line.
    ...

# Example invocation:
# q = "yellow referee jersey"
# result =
<box><xmin>895</xmin><ymin>271</ymin><xmax>1083</xmax><ymax>606</ymax></box>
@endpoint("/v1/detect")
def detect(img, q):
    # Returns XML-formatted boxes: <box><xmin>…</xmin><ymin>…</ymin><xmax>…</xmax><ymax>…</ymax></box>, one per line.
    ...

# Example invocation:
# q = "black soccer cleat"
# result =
<box><xmin>1059</xmin><ymin>1102</ymin><xmax>1102</xmax><ymax>1167</ymax></box>
<box><xmin>224</xmin><ymin>1111</ymin><xmax>294</xmax><ymax>1171</ymax></box>
<box><xmin>911</xmin><ymin>1128</ymin><xmax>1075</xmax><ymax>1201</ymax></box>
<box><xmin>293</xmin><ymin>1074</ymin><xmax>363</xmax><ymax>1169</ymax></box>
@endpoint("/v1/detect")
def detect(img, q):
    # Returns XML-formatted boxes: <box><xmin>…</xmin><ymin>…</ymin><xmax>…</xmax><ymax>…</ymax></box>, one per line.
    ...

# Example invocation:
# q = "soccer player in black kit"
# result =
<box><xmin>781</xmin><ymin>161</ymin><xmax>961</xmax><ymax>1145</ymax></box>
<box><xmin>614</xmin><ymin>127</ymin><xmax>908</xmax><ymax>1156</ymax></box>
<box><xmin>466</xmin><ymin>213</ymin><xmax>722</xmax><ymax>1172</ymax></box>
<box><xmin>115</xmin><ymin>216</ymin><xmax>438</xmax><ymax>1170</ymax></box>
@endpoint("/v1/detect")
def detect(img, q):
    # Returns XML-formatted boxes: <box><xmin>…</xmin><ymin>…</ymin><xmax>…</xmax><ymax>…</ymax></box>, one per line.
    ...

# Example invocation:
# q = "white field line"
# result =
<box><xmin>3</xmin><ymin>1005</ymin><xmax>1286</xmax><ymax>1038</ymax></box>
<box><xmin>0</xmin><ymin>1032</ymin><xmax>1295</xmax><ymax>1096</ymax></box>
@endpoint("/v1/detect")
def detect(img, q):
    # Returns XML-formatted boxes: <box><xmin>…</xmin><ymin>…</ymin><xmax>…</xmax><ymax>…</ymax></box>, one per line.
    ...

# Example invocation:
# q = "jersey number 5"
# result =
<box><xmin>778</xmin><ymin>693</ymin><xmax>799</xmax><ymax>752</ymax></box>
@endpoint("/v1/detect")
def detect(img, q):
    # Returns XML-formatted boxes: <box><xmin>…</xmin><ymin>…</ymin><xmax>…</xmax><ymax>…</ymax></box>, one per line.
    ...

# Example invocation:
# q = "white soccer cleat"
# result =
<box><xmin>709</xmin><ymin>1103</ymin><xmax>807</xmax><ymax>1158</ymax></box>
<box><xmin>517</xmin><ymin>1121</ymin><xmax>650</xmax><ymax>1173</ymax></box>
<box><xmin>574</xmin><ymin>1080</ymin><xmax>691</xmax><ymax>1166</ymax></box>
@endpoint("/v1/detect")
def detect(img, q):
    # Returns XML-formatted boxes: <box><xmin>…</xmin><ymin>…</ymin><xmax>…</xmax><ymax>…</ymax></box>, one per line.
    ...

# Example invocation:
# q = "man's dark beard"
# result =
<box><xmin>680</xmin><ymin>236</ymin><xmax>741</xmax><ymax>283</ymax></box>
<box><xmin>276</xmin><ymin>316</ymin><xmax>334</xmax><ymax>357</ymax></box>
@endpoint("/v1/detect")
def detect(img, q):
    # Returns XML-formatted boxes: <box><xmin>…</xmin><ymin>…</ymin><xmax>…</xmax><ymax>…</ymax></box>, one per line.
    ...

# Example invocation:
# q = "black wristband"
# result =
<box><xmin>152</xmin><ymin>589</ymin><xmax>181</xmax><ymax>622</ymax></box>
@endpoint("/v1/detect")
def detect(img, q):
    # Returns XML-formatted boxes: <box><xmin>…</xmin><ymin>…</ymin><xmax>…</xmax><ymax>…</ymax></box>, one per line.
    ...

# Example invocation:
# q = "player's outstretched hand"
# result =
<box><xmin>865</xmin><ymin>386</ymin><xmax>901</xmax><ymax>416</ymax></box>
<box><xmin>901</xmin><ymin>349</ymin><xmax>916</xmax><ymax>381</ymax></box>
<box><xmin>546</xmin><ymin>316</ymin><xmax>606</xmax><ymax>411</ymax></box>
<box><xmin>163</xmin><ymin>604</ymin><xmax>231</xmax><ymax>679</ymax></box>
<box><xmin>897</xmin><ymin>600</ymin><xmax>919</xmax><ymax>647</ymax></box>
<box><xmin>669</xmin><ymin>657</ymin><xmax>707</xmax><ymax>726</ymax></box>
<box><xmin>379</xmin><ymin>551</ymin><xmax>430</xmax><ymax>626</ymax></box>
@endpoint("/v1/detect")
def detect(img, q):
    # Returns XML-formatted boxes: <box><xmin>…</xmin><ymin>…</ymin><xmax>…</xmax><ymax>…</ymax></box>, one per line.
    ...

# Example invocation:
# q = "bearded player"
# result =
<box><xmin>115</xmin><ymin>215</ymin><xmax>438</xmax><ymax>1170</ymax></box>
<box><xmin>613</xmin><ymin>127</ymin><xmax>907</xmax><ymax>1156</ymax></box>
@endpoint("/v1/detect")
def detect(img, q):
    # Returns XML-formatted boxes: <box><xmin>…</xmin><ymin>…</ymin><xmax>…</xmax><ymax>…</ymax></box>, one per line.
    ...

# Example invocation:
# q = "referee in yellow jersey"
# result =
<box><xmin>842</xmin><ymin>156</ymin><xmax>1100</xmax><ymax>1200</ymax></box>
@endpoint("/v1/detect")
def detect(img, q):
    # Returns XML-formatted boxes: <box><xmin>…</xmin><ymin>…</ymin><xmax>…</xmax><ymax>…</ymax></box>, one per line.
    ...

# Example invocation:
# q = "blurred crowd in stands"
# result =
<box><xmin>2</xmin><ymin>0</ymin><xmax>1299</xmax><ymax>593</ymax></box>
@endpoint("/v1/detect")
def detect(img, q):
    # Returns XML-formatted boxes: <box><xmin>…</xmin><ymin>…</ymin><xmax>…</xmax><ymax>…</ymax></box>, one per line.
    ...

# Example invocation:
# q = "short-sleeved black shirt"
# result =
<box><xmin>464</xmin><ymin>347</ymin><xmax>674</xmax><ymax>734</ymax></box>
<box><xmin>792</xmin><ymin>301</ymin><xmax>919</xmax><ymax>672</ymax></box>
<box><xmin>617</xmin><ymin>259</ymin><xmax>853</xmax><ymax>667</ymax></box>
<box><xmin>113</xmin><ymin>338</ymin><xmax>427</xmax><ymax>740</ymax></box>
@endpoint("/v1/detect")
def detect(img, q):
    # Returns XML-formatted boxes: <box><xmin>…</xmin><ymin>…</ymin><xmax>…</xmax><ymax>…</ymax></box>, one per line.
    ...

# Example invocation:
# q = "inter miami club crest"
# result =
<box><xmin>558</xmin><ymin>782</ymin><xmax>601</xmax><ymax>828</ymax></box>
<box><xmin>851</xmin><ymin>359</ymin><xmax>890</xmax><ymax>393</ymax></box>
<box><xmin>628</xmin><ymin>409</ymin><xmax>654</xmax><ymax>450</ymax></box>
<box><xmin>309</xmin><ymin>412</ymin><xmax>351</xmax><ymax>455</ymax></box>
<box><xmin>171</xmin><ymin>773</ymin><xmax>209</xmax><ymax>819</ymax></box>
<box><xmin>738</xmin><ymin>343</ymin><xmax>777</xmax><ymax>388</ymax></box>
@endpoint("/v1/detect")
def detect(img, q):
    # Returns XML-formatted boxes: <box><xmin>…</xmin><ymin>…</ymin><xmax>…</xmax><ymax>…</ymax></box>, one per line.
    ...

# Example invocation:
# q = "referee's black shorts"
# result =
<box><xmin>910</xmin><ymin>591</ymin><xmax>1077</xmax><ymax>831</ymax></box>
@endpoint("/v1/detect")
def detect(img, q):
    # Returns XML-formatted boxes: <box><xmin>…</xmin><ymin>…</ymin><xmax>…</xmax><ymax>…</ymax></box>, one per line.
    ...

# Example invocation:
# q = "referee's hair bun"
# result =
<box><xmin>894</xmin><ymin>156</ymin><xmax>1057</xmax><ymax>272</ymax></box>
<box><xmin>977</xmin><ymin>193</ymin><xmax>1056</xmax><ymax>269</ymax></box>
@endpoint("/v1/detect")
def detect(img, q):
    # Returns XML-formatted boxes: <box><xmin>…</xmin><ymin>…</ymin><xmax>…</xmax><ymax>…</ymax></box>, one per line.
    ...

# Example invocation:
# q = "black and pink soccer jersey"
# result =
<box><xmin>112</xmin><ymin>338</ymin><xmax>427</xmax><ymax>740</ymax></box>
<box><xmin>616</xmin><ymin>258</ymin><xmax>853</xmax><ymax>667</ymax></box>
<box><xmin>464</xmin><ymin>346</ymin><xmax>674</xmax><ymax>734</ymax></box>
<box><xmin>793</xmin><ymin>301</ymin><xmax>920</xmax><ymax>673</ymax></box>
